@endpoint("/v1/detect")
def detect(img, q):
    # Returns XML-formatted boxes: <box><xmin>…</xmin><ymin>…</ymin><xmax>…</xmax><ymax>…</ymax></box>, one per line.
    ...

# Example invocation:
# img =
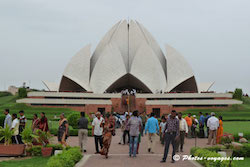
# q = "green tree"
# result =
<box><xmin>233</xmin><ymin>88</ymin><xmax>243</xmax><ymax>100</ymax></box>
<box><xmin>18</xmin><ymin>88</ymin><xmax>27</xmax><ymax>98</ymax></box>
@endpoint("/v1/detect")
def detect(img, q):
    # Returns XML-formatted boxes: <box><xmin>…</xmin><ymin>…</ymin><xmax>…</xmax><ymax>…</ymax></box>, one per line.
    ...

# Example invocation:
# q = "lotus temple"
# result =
<box><xmin>17</xmin><ymin>20</ymin><xmax>242</xmax><ymax>116</ymax></box>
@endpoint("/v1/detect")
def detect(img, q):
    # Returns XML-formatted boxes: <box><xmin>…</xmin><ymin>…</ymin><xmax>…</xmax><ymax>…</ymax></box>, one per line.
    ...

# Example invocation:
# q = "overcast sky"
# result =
<box><xmin>0</xmin><ymin>0</ymin><xmax>250</xmax><ymax>94</ymax></box>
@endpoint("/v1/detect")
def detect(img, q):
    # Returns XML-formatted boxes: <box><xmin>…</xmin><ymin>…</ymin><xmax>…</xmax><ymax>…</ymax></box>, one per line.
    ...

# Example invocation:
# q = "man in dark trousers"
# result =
<box><xmin>161</xmin><ymin>110</ymin><xmax>179</xmax><ymax>163</ymax></box>
<box><xmin>78</xmin><ymin>112</ymin><xmax>88</xmax><ymax>153</ymax></box>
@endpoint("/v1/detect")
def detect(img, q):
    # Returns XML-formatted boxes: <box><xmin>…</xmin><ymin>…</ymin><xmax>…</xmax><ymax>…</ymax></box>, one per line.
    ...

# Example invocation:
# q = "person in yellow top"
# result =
<box><xmin>216</xmin><ymin>116</ymin><xmax>223</xmax><ymax>144</ymax></box>
<box><xmin>11</xmin><ymin>113</ymin><xmax>20</xmax><ymax>144</ymax></box>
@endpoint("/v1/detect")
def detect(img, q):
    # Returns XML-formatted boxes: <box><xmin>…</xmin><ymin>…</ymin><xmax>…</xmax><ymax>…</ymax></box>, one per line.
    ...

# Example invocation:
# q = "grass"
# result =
<box><xmin>223</xmin><ymin>121</ymin><xmax>250</xmax><ymax>134</ymax></box>
<box><xmin>0</xmin><ymin>156</ymin><xmax>49</xmax><ymax>167</ymax></box>
<box><xmin>182</xmin><ymin>103</ymin><xmax>250</xmax><ymax>121</ymax></box>
<box><xmin>234</xmin><ymin>158</ymin><xmax>250</xmax><ymax>167</ymax></box>
<box><xmin>0</xmin><ymin>94</ymin><xmax>78</xmax><ymax>120</ymax></box>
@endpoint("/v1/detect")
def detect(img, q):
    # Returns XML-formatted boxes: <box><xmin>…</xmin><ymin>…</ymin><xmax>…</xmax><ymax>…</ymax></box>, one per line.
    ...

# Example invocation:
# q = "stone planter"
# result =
<box><xmin>41</xmin><ymin>147</ymin><xmax>53</xmax><ymax>157</ymax></box>
<box><xmin>0</xmin><ymin>144</ymin><xmax>25</xmax><ymax>156</ymax></box>
<box><xmin>221</xmin><ymin>149</ymin><xmax>233</xmax><ymax>157</ymax></box>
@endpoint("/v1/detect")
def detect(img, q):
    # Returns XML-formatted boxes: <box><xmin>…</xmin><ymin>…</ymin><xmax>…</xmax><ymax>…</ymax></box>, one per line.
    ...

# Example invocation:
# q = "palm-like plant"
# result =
<box><xmin>0</xmin><ymin>125</ymin><xmax>14</xmax><ymax>145</ymax></box>
<box><xmin>34</xmin><ymin>129</ymin><xmax>53</xmax><ymax>146</ymax></box>
<box><xmin>21</xmin><ymin>128</ymin><xmax>39</xmax><ymax>146</ymax></box>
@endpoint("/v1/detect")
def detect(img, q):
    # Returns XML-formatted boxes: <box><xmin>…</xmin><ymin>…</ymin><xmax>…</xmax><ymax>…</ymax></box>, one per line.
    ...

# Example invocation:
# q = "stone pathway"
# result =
<box><xmin>58</xmin><ymin>131</ymin><xmax>208</xmax><ymax>167</ymax></box>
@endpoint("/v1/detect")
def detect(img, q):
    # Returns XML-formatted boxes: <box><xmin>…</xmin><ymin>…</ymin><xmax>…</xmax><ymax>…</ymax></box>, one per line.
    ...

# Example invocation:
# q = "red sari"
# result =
<box><xmin>39</xmin><ymin>117</ymin><xmax>49</xmax><ymax>132</ymax></box>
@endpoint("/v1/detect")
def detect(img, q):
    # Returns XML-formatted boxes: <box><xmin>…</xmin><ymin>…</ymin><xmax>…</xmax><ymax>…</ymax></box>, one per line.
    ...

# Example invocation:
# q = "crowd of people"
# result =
<box><xmin>3</xmin><ymin>108</ymin><xmax>224</xmax><ymax>163</ymax></box>
<box><xmin>3</xmin><ymin>109</ymin><xmax>49</xmax><ymax>144</ymax></box>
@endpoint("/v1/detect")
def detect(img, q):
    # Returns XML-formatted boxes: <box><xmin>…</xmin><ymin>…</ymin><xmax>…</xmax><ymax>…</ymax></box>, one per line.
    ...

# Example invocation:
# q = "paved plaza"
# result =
<box><xmin>55</xmin><ymin>131</ymin><xmax>207</xmax><ymax>167</ymax></box>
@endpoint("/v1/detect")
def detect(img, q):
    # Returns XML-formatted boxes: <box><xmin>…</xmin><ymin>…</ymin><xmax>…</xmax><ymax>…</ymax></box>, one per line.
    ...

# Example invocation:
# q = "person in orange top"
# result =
<box><xmin>216</xmin><ymin>116</ymin><xmax>223</xmax><ymax>144</ymax></box>
<box><xmin>185</xmin><ymin>113</ymin><xmax>192</xmax><ymax>138</ymax></box>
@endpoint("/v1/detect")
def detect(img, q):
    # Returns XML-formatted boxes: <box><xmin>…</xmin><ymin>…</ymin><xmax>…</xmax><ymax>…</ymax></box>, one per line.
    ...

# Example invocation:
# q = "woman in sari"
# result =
<box><xmin>58</xmin><ymin>113</ymin><xmax>69</xmax><ymax>147</ymax></box>
<box><xmin>216</xmin><ymin>116</ymin><xmax>223</xmax><ymax>144</ymax></box>
<box><xmin>39</xmin><ymin>112</ymin><xmax>49</xmax><ymax>132</ymax></box>
<box><xmin>100</xmin><ymin>113</ymin><xmax>115</xmax><ymax>159</ymax></box>
<box><xmin>32</xmin><ymin>114</ymin><xmax>40</xmax><ymax>132</ymax></box>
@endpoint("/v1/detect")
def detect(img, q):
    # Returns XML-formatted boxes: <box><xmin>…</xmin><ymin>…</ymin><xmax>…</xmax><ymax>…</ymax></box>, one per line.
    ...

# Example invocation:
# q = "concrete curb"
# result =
<box><xmin>189</xmin><ymin>160</ymin><xmax>203</xmax><ymax>167</ymax></box>
<box><xmin>75</xmin><ymin>154</ymin><xmax>91</xmax><ymax>167</ymax></box>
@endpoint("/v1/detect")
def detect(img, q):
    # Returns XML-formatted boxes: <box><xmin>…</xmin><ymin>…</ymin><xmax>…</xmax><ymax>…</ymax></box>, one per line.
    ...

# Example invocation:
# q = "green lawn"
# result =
<box><xmin>0</xmin><ymin>95</ymin><xmax>78</xmax><ymax>120</ymax></box>
<box><xmin>0</xmin><ymin>156</ymin><xmax>49</xmax><ymax>167</ymax></box>
<box><xmin>223</xmin><ymin>121</ymin><xmax>250</xmax><ymax>134</ymax></box>
<box><xmin>234</xmin><ymin>158</ymin><xmax>250</xmax><ymax>167</ymax></box>
<box><xmin>183</xmin><ymin>103</ymin><xmax>250</xmax><ymax>121</ymax></box>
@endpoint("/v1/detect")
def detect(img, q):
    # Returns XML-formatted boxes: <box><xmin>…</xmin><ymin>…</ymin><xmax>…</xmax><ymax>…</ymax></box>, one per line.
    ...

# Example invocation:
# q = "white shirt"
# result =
<box><xmin>4</xmin><ymin>114</ymin><xmax>12</xmax><ymax>128</ymax></box>
<box><xmin>160</xmin><ymin>122</ymin><xmax>166</xmax><ymax>133</ymax></box>
<box><xmin>179</xmin><ymin>118</ymin><xmax>188</xmax><ymax>133</ymax></box>
<box><xmin>92</xmin><ymin>117</ymin><xmax>104</xmax><ymax>136</ymax></box>
<box><xmin>207</xmin><ymin>116</ymin><xmax>219</xmax><ymax>130</ymax></box>
<box><xmin>11</xmin><ymin>118</ymin><xmax>19</xmax><ymax>136</ymax></box>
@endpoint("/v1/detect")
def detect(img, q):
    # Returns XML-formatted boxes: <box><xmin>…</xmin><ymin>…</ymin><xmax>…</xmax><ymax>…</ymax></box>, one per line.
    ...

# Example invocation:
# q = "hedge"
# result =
<box><xmin>233</xmin><ymin>143</ymin><xmax>250</xmax><ymax>157</ymax></box>
<box><xmin>50</xmin><ymin>127</ymin><xmax>92</xmax><ymax>137</ymax></box>
<box><xmin>191</xmin><ymin>147</ymin><xmax>235</xmax><ymax>167</ymax></box>
<box><xmin>0</xmin><ymin>116</ymin><xmax>5</xmax><ymax>127</ymax></box>
<box><xmin>47</xmin><ymin>147</ymin><xmax>82</xmax><ymax>167</ymax></box>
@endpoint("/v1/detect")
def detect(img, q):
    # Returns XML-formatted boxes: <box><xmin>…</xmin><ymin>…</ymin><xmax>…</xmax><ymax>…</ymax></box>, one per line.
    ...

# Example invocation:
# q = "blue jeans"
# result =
<box><xmin>129</xmin><ymin>136</ymin><xmax>138</xmax><ymax>157</ymax></box>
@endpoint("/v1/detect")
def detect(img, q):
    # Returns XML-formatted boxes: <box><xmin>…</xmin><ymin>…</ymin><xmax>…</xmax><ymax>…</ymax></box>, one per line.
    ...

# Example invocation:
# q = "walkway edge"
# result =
<box><xmin>189</xmin><ymin>160</ymin><xmax>203</xmax><ymax>167</ymax></box>
<box><xmin>75</xmin><ymin>154</ymin><xmax>91</xmax><ymax>167</ymax></box>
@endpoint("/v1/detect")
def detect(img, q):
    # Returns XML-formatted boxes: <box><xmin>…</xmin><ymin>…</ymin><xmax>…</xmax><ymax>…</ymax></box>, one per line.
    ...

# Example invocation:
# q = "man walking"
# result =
<box><xmin>19</xmin><ymin>110</ymin><xmax>27</xmax><ymax>144</ymax></box>
<box><xmin>78</xmin><ymin>112</ymin><xmax>88</xmax><ymax>153</ymax></box>
<box><xmin>207</xmin><ymin>112</ymin><xmax>219</xmax><ymax>145</ymax></box>
<box><xmin>205</xmin><ymin>113</ymin><xmax>211</xmax><ymax>138</ymax></box>
<box><xmin>123</xmin><ymin>114</ymin><xmax>130</xmax><ymax>144</ymax></box>
<box><xmin>128</xmin><ymin>110</ymin><xmax>142</xmax><ymax>157</ymax></box>
<box><xmin>145</xmin><ymin>112</ymin><xmax>159</xmax><ymax>153</ymax></box>
<box><xmin>176</xmin><ymin>112</ymin><xmax>188</xmax><ymax>152</ymax></box>
<box><xmin>140</xmin><ymin>112</ymin><xmax>147</xmax><ymax>136</ymax></box>
<box><xmin>199</xmin><ymin>112</ymin><xmax>205</xmax><ymax>138</ymax></box>
<box><xmin>4</xmin><ymin>109</ymin><xmax>12</xmax><ymax>128</ymax></box>
<box><xmin>92</xmin><ymin>112</ymin><xmax>104</xmax><ymax>154</ymax></box>
<box><xmin>161</xmin><ymin>110</ymin><xmax>179</xmax><ymax>163</ymax></box>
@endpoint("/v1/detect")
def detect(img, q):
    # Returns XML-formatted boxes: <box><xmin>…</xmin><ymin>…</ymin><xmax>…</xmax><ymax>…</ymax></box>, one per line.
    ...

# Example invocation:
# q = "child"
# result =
<box><xmin>159</xmin><ymin>116</ymin><xmax>167</xmax><ymax>145</ymax></box>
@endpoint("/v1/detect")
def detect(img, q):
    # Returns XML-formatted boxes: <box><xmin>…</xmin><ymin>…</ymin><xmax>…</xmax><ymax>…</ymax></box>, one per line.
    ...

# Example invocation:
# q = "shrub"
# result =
<box><xmin>0</xmin><ymin>91</ymin><xmax>11</xmax><ymax>97</ymax></box>
<box><xmin>50</xmin><ymin>128</ymin><xmax>58</xmax><ymax>136</ymax></box>
<box><xmin>190</xmin><ymin>147</ymin><xmax>200</xmax><ymax>156</ymax></box>
<box><xmin>67</xmin><ymin>113</ymin><xmax>92</xmax><ymax>129</ymax></box>
<box><xmin>191</xmin><ymin>147</ymin><xmax>235</xmax><ymax>167</ymax></box>
<box><xmin>67</xmin><ymin>113</ymin><xmax>80</xmax><ymax>129</ymax></box>
<box><xmin>232</xmin><ymin>88</ymin><xmax>243</xmax><ymax>101</ymax></box>
<box><xmin>30</xmin><ymin>146</ymin><xmax>42</xmax><ymax>156</ymax></box>
<box><xmin>204</xmin><ymin>145</ymin><xmax>224</xmax><ymax>152</ymax></box>
<box><xmin>46</xmin><ymin>144</ymin><xmax>64</xmax><ymax>154</ymax></box>
<box><xmin>47</xmin><ymin>147</ymin><xmax>83</xmax><ymax>167</ymax></box>
<box><xmin>69</xmin><ymin>129</ymin><xmax>78</xmax><ymax>136</ymax></box>
<box><xmin>233</xmin><ymin>143</ymin><xmax>250</xmax><ymax>157</ymax></box>
<box><xmin>0</xmin><ymin>116</ymin><xmax>5</xmax><ymax>127</ymax></box>
<box><xmin>18</xmin><ymin>88</ymin><xmax>27</xmax><ymax>98</ymax></box>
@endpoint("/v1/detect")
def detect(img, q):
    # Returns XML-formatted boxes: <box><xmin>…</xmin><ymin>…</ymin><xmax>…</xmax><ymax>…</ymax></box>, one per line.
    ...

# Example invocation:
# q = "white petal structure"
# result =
<box><xmin>130</xmin><ymin>42</ymin><xmax>166</xmax><ymax>93</ymax></box>
<box><xmin>90</xmin><ymin>44</ymin><xmax>127</xmax><ymax>93</ymax></box>
<box><xmin>58</xmin><ymin>20</ymin><xmax>198</xmax><ymax>93</ymax></box>
<box><xmin>59</xmin><ymin>44</ymin><xmax>91</xmax><ymax>92</ymax></box>
<box><xmin>165</xmin><ymin>44</ymin><xmax>197</xmax><ymax>92</ymax></box>
<box><xmin>198</xmin><ymin>82</ymin><xmax>215</xmax><ymax>92</ymax></box>
<box><xmin>42</xmin><ymin>81</ymin><xmax>59</xmax><ymax>91</ymax></box>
